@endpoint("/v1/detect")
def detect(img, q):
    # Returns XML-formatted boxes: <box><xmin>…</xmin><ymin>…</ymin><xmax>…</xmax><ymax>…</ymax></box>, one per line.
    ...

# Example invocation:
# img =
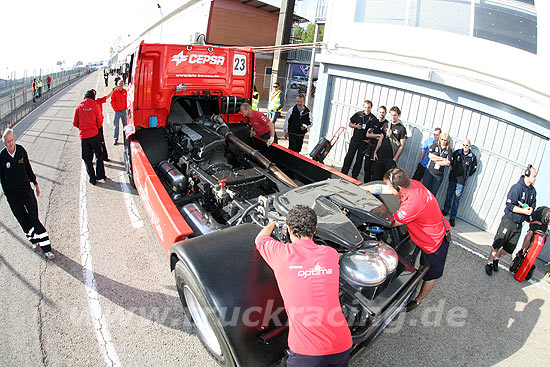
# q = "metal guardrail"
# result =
<box><xmin>0</xmin><ymin>69</ymin><xmax>91</xmax><ymax>133</ymax></box>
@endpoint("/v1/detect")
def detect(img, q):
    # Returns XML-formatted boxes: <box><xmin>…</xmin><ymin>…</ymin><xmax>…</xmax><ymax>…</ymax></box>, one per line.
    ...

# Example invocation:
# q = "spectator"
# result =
<box><xmin>32</xmin><ymin>79</ymin><xmax>37</xmax><ymax>103</ymax></box>
<box><xmin>485</xmin><ymin>165</ymin><xmax>536</xmax><ymax>276</ymax></box>
<box><xmin>371</xmin><ymin>106</ymin><xmax>407</xmax><ymax>180</ymax></box>
<box><xmin>363</xmin><ymin>105</ymin><xmax>386</xmax><ymax>183</ymax></box>
<box><xmin>0</xmin><ymin>129</ymin><xmax>55</xmax><ymax>259</ymax></box>
<box><xmin>412</xmin><ymin>128</ymin><xmax>441</xmax><ymax>180</ymax></box>
<box><xmin>91</xmin><ymin>89</ymin><xmax>114</xmax><ymax>161</ymax></box>
<box><xmin>255</xmin><ymin>205</ymin><xmax>353</xmax><ymax>366</ymax></box>
<box><xmin>110</xmin><ymin>80</ymin><xmax>128</xmax><ymax>145</ymax></box>
<box><xmin>37</xmin><ymin>78</ymin><xmax>43</xmax><ymax>98</ymax></box>
<box><xmin>283</xmin><ymin>94</ymin><xmax>311</xmax><ymax>153</ymax></box>
<box><xmin>442</xmin><ymin>139</ymin><xmax>478</xmax><ymax>227</ymax></box>
<box><xmin>422</xmin><ymin>132</ymin><xmax>452</xmax><ymax>195</ymax></box>
<box><xmin>341</xmin><ymin>100</ymin><xmax>376</xmax><ymax>179</ymax></box>
<box><xmin>267</xmin><ymin>82</ymin><xmax>284</xmax><ymax>124</ymax></box>
<box><xmin>362</xmin><ymin>168</ymin><xmax>450</xmax><ymax>312</ymax></box>
<box><xmin>103</xmin><ymin>70</ymin><xmax>109</xmax><ymax>87</ymax></box>
<box><xmin>73</xmin><ymin>90</ymin><xmax>106</xmax><ymax>185</ymax></box>
<box><xmin>239</xmin><ymin>103</ymin><xmax>276</xmax><ymax>147</ymax></box>
<box><xmin>46</xmin><ymin>75</ymin><xmax>51</xmax><ymax>90</ymax></box>
<box><xmin>252</xmin><ymin>86</ymin><xmax>260</xmax><ymax>111</ymax></box>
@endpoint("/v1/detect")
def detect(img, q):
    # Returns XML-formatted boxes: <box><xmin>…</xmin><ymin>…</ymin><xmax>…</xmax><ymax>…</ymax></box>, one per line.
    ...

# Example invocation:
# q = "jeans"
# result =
<box><xmin>113</xmin><ymin>110</ymin><xmax>127</xmax><ymax>142</ymax></box>
<box><xmin>422</xmin><ymin>170</ymin><xmax>443</xmax><ymax>195</ymax></box>
<box><xmin>443</xmin><ymin>180</ymin><xmax>465</xmax><ymax>219</ymax></box>
<box><xmin>268</xmin><ymin>110</ymin><xmax>280</xmax><ymax>124</ymax></box>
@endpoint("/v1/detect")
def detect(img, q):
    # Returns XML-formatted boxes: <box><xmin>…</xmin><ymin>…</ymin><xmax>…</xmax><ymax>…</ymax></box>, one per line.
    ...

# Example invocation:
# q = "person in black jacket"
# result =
<box><xmin>341</xmin><ymin>100</ymin><xmax>376</xmax><ymax>179</ymax></box>
<box><xmin>442</xmin><ymin>139</ymin><xmax>478</xmax><ymax>227</ymax></box>
<box><xmin>485</xmin><ymin>165</ymin><xmax>537</xmax><ymax>276</ymax></box>
<box><xmin>0</xmin><ymin>129</ymin><xmax>55</xmax><ymax>259</ymax></box>
<box><xmin>283</xmin><ymin>94</ymin><xmax>311</xmax><ymax>153</ymax></box>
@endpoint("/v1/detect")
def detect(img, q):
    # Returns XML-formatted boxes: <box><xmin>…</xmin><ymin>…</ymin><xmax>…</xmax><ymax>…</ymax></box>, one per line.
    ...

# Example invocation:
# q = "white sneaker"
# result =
<box><xmin>44</xmin><ymin>252</ymin><xmax>56</xmax><ymax>260</ymax></box>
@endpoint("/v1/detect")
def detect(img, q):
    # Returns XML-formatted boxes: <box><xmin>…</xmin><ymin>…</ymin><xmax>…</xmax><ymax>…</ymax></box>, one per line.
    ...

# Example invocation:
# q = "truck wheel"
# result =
<box><xmin>525</xmin><ymin>265</ymin><xmax>536</xmax><ymax>281</ymax></box>
<box><xmin>174</xmin><ymin>261</ymin><xmax>236</xmax><ymax>367</ymax></box>
<box><xmin>124</xmin><ymin>140</ymin><xmax>136</xmax><ymax>189</ymax></box>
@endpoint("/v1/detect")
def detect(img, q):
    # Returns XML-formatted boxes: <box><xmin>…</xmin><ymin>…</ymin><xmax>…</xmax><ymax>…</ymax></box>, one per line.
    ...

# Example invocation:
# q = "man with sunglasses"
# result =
<box><xmin>442</xmin><ymin>139</ymin><xmax>478</xmax><ymax>227</ymax></box>
<box><xmin>412</xmin><ymin>128</ymin><xmax>441</xmax><ymax>181</ymax></box>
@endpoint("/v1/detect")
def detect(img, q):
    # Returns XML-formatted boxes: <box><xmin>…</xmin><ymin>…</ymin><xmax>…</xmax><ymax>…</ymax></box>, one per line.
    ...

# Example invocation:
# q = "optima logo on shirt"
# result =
<box><xmin>297</xmin><ymin>263</ymin><xmax>333</xmax><ymax>279</ymax></box>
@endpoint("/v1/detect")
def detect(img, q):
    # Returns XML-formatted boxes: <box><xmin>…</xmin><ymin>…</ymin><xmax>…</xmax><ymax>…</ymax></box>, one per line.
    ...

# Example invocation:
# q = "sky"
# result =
<box><xmin>0</xmin><ymin>0</ymin><xmax>317</xmax><ymax>80</ymax></box>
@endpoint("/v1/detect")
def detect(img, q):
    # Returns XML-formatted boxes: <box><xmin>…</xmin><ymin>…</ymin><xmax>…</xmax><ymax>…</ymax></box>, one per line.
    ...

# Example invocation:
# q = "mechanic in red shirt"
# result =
<box><xmin>239</xmin><ymin>102</ymin><xmax>276</xmax><ymax>147</ymax></box>
<box><xmin>362</xmin><ymin>167</ymin><xmax>451</xmax><ymax>312</ymax></box>
<box><xmin>110</xmin><ymin>80</ymin><xmax>128</xmax><ymax>145</ymax></box>
<box><xmin>91</xmin><ymin>89</ymin><xmax>114</xmax><ymax>161</ymax></box>
<box><xmin>73</xmin><ymin>90</ymin><xmax>106</xmax><ymax>185</ymax></box>
<box><xmin>255</xmin><ymin>205</ymin><xmax>352</xmax><ymax>367</ymax></box>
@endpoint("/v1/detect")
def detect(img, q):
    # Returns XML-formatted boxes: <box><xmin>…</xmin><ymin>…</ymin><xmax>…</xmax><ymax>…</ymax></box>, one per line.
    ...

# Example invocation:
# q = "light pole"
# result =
<box><xmin>157</xmin><ymin>4</ymin><xmax>164</xmax><ymax>42</ymax></box>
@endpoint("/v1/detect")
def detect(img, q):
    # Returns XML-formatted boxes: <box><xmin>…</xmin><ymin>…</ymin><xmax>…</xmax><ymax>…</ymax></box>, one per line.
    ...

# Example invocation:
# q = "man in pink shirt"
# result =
<box><xmin>255</xmin><ymin>205</ymin><xmax>352</xmax><ymax>366</ymax></box>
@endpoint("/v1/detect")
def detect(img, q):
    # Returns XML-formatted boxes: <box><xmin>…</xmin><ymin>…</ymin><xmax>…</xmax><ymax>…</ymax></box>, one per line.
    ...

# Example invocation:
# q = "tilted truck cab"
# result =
<box><xmin>121</xmin><ymin>41</ymin><xmax>425</xmax><ymax>367</ymax></box>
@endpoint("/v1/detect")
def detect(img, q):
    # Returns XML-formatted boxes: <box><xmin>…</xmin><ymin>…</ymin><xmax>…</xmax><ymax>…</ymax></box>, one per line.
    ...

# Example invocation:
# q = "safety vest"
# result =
<box><xmin>32</xmin><ymin>82</ymin><xmax>37</xmax><ymax>91</ymax></box>
<box><xmin>37</xmin><ymin>79</ymin><xmax>43</xmax><ymax>87</ymax></box>
<box><xmin>268</xmin><ymin>89</ymin><xmax>282</xmax><ymax>111</ymax></box>
<box><xmin>252</xmin><ymin>91</ymin><xmax>260</xmax><ymax>111</ymax></box>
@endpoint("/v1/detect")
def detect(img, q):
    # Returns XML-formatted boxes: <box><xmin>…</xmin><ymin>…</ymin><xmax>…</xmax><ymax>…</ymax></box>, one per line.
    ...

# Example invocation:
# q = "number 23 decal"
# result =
<box><xmin>233</xmin><ymin>54</ymin><xmax>246</xmax><ymax>76</ymax></box>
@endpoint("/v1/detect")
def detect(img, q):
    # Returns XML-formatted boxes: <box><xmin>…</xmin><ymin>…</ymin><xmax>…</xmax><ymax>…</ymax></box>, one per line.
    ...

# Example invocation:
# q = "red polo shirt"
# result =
<box><xmin>73</xmin><ymin>98</ymin><xmax>102</xmax><ymax>139</ymax></box>
<box><xmin>255</xmin><ymin>235</ymin><xmax>352</xmax><ymax>356</ymax></box>
<box><xmin>248</xmin><ymin>110</ymin><xmax>271</xmax><ymax>136</ymax></box>
<box><xmin>110</xmin><ymin>88</ymin><xmax>127</xmax><ymax>112</ymax></box>
<box><xmin>394</xmin><ymin>180</ymin><xmax>449</xmax><ymax>254</ymax></box>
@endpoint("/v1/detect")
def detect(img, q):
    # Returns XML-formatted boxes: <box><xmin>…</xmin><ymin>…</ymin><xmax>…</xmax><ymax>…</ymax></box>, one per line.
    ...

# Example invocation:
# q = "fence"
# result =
<box><xmin>0</xmin><ymin>68</ymin><xmax>88</xmax><ymax>132</ymax></box>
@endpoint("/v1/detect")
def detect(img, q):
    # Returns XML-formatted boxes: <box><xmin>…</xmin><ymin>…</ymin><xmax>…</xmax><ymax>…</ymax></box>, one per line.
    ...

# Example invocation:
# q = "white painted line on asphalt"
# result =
<box><xmin>119</xmin><ymin>171</ymin><xmax>144</xmax><ymax>228</ymax></box>
<box><xmin>453</xmin><ymin>240</ymin><xmax>550</xmax><ymax>293</ymax></box>
<box><xmin>79</xmin><ymin>163</ymin><xmax>122</xmax><ymax>367</ymax></box>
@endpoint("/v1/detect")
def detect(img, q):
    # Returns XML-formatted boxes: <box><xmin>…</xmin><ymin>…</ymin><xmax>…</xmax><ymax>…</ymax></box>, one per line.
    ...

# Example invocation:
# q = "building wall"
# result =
<box><xmin>208</xmin><ymin>0</ymin><xmax>279</xmax><ymax>99</ymax></box>
<box><xmin>310</xmin><ymin>65</ymin><xmax>548</xmax><ymax>234</ymax></box>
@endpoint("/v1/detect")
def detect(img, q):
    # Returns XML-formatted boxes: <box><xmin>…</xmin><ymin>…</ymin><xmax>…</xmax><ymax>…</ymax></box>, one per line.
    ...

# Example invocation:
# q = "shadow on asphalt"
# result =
<box><xmin>52</xmin><ymin>251</ymin><xmax>193</xmax><ymax>333</ymax></box>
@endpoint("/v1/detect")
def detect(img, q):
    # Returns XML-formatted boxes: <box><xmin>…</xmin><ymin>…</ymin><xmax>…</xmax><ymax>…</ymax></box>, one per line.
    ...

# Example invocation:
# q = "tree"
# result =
<box><xmin>303</xmin><ymin>23</ymin><xmax>324</xmax><ymax>43</ymax></box>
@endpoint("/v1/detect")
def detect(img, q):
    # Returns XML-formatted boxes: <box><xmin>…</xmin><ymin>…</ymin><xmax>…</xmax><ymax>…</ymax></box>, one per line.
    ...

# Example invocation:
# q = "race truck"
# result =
<box><xmin>122</xmin><ymin>42</ymin><xmax>427</xmax><ymax>366</ymax></box>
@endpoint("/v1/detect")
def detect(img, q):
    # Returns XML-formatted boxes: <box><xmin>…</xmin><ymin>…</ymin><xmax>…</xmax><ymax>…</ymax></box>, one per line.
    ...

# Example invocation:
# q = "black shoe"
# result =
<box><xmin>104</xmin><ymin>157</ymin><xmax>110</xmax><ymax>162</ymax></box>
<box><xmin>485</xmin><ymin>263</ymin><xmax>493</xmax><ymax>276</ymax></box>
<box><xmin>406</xmin><ymin>300</ymin><xmax>420</xmax><ymax>312</ymax></box>
<box><xmin>493</xmin><ymin>258</ymin><xmax>499</xmax><ymax>272</ymax></box>
<box><xmin>113</xmin><ymin>141</ymin><xmax>118</xmax><ymax>146</ymax></box>
<box><xmin>442</xmin><ymin>210</ymin><xmax>448</xmax><ymax>216</ymax></box>
<box><xmin>449</xmin><ymin>218</ymin><xmax>455</xmax><ymax>227</ymax></box>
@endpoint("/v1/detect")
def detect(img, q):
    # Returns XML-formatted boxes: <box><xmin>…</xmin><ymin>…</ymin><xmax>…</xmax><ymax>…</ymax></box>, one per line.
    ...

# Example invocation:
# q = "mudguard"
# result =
<box><xmin>170</xmin><ymin>224</ymin><xmax>288</xmax><ymax>366</ymax></box>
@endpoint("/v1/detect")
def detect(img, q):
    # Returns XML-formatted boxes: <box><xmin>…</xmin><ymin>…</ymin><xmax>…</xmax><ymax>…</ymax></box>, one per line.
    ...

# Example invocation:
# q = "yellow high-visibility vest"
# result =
<box><xmin>37</xmin><ymin>80</ymin><xmax>43</xmax><ymax>87</ymax></box>
<box><xmin>268</xmin><ymin>89</ymin><xmax>282</xmax><ymax>111</ymax></box>
<box><xmin>252</xmin><ymin>91</ymin><xmax>260</xmax><ymax>111</ymax></box>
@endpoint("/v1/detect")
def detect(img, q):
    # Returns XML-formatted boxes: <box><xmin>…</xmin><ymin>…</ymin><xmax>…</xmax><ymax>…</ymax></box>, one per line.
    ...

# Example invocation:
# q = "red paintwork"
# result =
<box><xmin>514</xmin><ymin>232</ymin><xmax>545</xmax><ymax>282</ymax></box>
<box><xmin>130</xmin><ymin>141</ymin><xmax>193</xmax><ymax>256</ymax></box>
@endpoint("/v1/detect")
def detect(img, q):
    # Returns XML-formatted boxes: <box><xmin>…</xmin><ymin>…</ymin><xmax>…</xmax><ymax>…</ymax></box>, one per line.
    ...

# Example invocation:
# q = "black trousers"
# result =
<box><xmin>288</xmin><ymin>133</ymin><xmax>305</xmax><ymax>153</ymax></box>
<box><xmin>412</xmin><ymin>163</ymin><xmax>427</xmax><ymax>181</ymax></box>
<box><xmin>372</xmin><ymin>157</ymin><xmax>396</xmax><ymax>181</ymax></box>
<box><xmin>286</xmin><ymin>348</ymin><xmax>351</xmax><ymax>367</ymax></box>
<box><xmin>362</xmin><ymin>144</ymin><xmax>377</xmax><ymax>183</ymax></box>
<box><xmin>6</xmin><ymin>186</ymin><xmax>51</xmax><ymax>253</ymax></box>
<box><xmin>104</xmin><ymin>77</ymin><xmax>108</xmax><ymax>87</ymax></box>
<box><xmin>81</xmin><ymin>134</ymin><xmax>105</xmax><ymax>183</ymax></box>
<box><xmin>98</xmin><ymin>127</ymin><xmax>108</xmax><ymax>160</ymax></box>
<box><xmin>341</xmin><ymin>140</ymin><xmax>366</xmax><ymax>179</ymax></box>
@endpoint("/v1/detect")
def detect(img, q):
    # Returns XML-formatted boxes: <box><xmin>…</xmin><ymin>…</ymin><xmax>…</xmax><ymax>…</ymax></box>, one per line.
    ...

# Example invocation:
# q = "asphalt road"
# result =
<box><xmin>1</xmin><ymin>72</ymin><xmax>549</xmax><ymax>367</ymax></box>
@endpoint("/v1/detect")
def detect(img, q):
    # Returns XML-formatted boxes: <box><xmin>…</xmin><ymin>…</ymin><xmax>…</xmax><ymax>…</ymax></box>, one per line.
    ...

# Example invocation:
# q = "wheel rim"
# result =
<box><xmin>183</xmin><ymin>285</ymin><xmax>223</xmax><ymax>357</ymax></box>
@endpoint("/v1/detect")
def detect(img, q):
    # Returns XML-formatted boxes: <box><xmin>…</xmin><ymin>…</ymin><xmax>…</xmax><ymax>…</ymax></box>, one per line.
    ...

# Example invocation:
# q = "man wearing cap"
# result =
<box><xmin>111</xmin><ymin>80</ymin><xmax>128</xmax><ymax>145</ymax></box>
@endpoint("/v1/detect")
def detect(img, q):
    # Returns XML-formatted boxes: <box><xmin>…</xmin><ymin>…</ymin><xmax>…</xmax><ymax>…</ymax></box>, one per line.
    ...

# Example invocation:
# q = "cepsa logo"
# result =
<box><xmin>171</xmin><ymin>51</ymin><xmax>225</xmax><ymax>66</ymax></box>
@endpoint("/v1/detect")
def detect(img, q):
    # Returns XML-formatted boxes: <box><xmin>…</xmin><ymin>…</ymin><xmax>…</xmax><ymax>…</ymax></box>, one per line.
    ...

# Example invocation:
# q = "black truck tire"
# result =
<box><xmin>525</xmin><ymin>264</ymin><xmax>536</xmax><ymax>281</ymax></box>
<box><xmin>174</xmin><ymin>260</ymin><xmax>236</xmax><ymax>367</ymax></box>
<box><xmin>124</xmin><ymin>139</ymin><xmax>136</xmax><ymax>189</ymax></box>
